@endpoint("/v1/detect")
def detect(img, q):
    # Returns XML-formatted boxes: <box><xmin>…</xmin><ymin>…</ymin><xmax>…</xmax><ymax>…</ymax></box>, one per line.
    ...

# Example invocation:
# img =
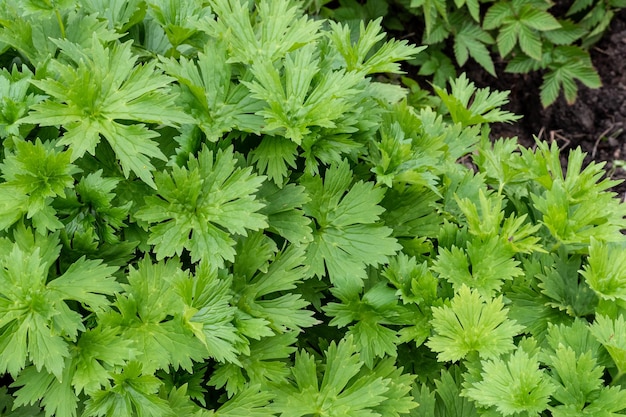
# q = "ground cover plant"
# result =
<box><xmin>1</xmin><ymin>0</ymin><xmax>626</xmax><ymax>416</ymax></box>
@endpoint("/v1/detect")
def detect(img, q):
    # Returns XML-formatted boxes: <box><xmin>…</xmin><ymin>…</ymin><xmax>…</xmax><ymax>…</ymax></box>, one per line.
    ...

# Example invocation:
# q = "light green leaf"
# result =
<box><xmin>581</xmin><ymin>238</ymin><xmax>626</xmax><ymax>301</ymax></box>
<box><xmin>135</xmin><ymin>145</ymin><xmax>267</xmax><ymax>265</ymax></box>
<box><xmin>22</xmin><ymin>36</ymin><xmax>192</xmax><ymax>187</ymax></box>
<box><xmin>464</xmin><ymin>348</ymin><xmax>556</xmax><ymax>416</ymax></box>
<box><xmin>427</xmin><ymin>285</ymin><xmax>523</xmax><ymax>362</ymax></box>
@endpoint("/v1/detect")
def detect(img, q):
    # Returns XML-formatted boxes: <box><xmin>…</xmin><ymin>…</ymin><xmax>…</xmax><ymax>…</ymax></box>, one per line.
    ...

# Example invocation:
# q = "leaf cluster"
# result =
<box><xmin>1</xmin><ymin>1</ymin><xmax>626</xmax><ymax>417</ymax></box>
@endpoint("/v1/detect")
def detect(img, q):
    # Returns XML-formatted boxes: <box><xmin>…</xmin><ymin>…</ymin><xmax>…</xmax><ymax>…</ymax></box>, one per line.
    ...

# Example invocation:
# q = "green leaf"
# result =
<box><xmin>538</xmin><ymin>253</ymin><xmax>597</xmax><ymax>317</ymax></box>
<box><xmin>101</xmin><ymin>258</ymin><xmax>207</xmax><ymax>374</ymax></box>
<box><xmin>431</xmin><ymin>367</ymin><xmax>478</xmax><ymax>417</ymax></box>
<box><xmin>540</xmin><ymin>46</ymin><xmax>602</xmax><ymax>106</ymax></box>
<box><xmin>496</xmin><ymin>21</ymin><xmax>520</xmax><ymax>57</ymax></box>
<box><xmin>233</xmin><ymin>237</ymin><xmax>318</xmax><ymax>335</ymax></box>
<box><xmin>383</xmin><ymin>254</ymin><xmax>438</xmax><ymax>307</ymax></box>
<box><xmin>206</xmin><ymin>0</ymin><xmax>322</xmax><ymax>64</ymax></box>
<box><xmin>209</xmin><ymin>333</ymin><xmax>298</xmax><ymax>397</ymax></box>
<box><xmin>244</xmin><ymin>44</ymin><xmax>363</xmax><ymax>145</ymax></box>
<box><xmin>434</xmin><ymin>236</ymin><xmax>523</xmax><ymax>298</ymax></box>
<box><xmin>547</xmin><ymin>346</ymin><xmax>604</xmax><ymax>410</ymax></box>
<box><xmin>328</xmin><ymin>17</ymin><xmax>423</xmax><ymax>75</ymax></box>
<box><xmin>176</xmin><ymin>259</ymin><xmax>242</xmax><ymax>364</ymax></box>
<box><xmin>0</xmin><ymin>138</ymin><xmax>79</xmax><ymax>232</ymax></box>
<box><xmin>483</xmin><ymin>2</ymin><xmax>513</xmax><ymax>30</ymax></box>
<box><xmin>324</xmin><ymin>282</ymin><xmax>418</xmax><ymax>367</ymax></box>
<box><xmin>160</xmin><ymin>40</ymin><xmax>264</xmax><ymax>142</ymax></box>
<box><xmin>135</xmin><ymin>145</ymin><xmax>267</xmax><ymax>265</ymax></box>
<box><xmin>47</xmin><ymin>257</ymin><xmax>120</xmax><ymax>312</ymax></box>
<box><xmin>269</xmin><ymin>336</ymin><xmax>417</xmax><ymax>417</ymax></box>
<box><xmin>81</xmin><ymin>0</ymin><xmax>146</xmax><ymax>32</ymax></box>
<box><xmin>83</xmin><ymin>362</ymin><xmax>174</xmax><ymax>417</ymax></box>
<box><xmin>427</xmin><ymin>285</ymin><xmax>523</xmax><ymax>362</ymax></box>
<box><xmin>257</xmin><ymin>182</ymin><xmax>313</xmax><ymax>245</ymax></box>
<box><xmin>463</xmin><ymin>348</ymin><xmax>556</xmax><ymax>416</ymax></box>
<box><xmin>581</xmin><ymin>238</ymin><xmax>626</xmax><ymax>301</ymax></box>
<box><xmin>301</xmin><ymin>160</ymin><xmax>400</xmax><ymax>290</ymax></box>
<box><xmin>590</xmin><ymin>315</ymin><xmax>626</xmax><ymax>376</ymax></box>
<box><xmin>71</xmin><ymin>326</ymin><xmax>135</xmax><ymax>395</ymax></box>
<box><xmin>0</xmin><ymin>65</ymin><xmax>44</xmax><ymax>138</ymax></box>
<box><xmin>213</xmin><ymin>385</ymin><xmax>274</xmax><ymax>417</ymax></box>
<box><xmin>519</xmin><ymin>6</ymin><xmax>561</xmax><ymax>31</ymax></box>
<box><xmin>11</xmin><ymin>362</ymin><xmax>77</xmax><ymax>417</ymax></box>
<box><xmin>250</xmin><ymin>135</ymin><xmax>299</xmax><ymax>186</ymax></box>
<box><xmin>518</xmin><ymin>24</ymin><xmax>542</xmax><ymax>61</ymax></box>
<box><xmin>55</xmin><ymin>170</ymin><xmax>132</xmax><ymax>247</ymax></box>
<box><xmin>21</xmin><ymin>36</ymin><xmax>193</xmax><ymax>187</ymax></box>
<box><xmin>0</xmin><ymin>242</ymin><xmax>119</xmax><ymax>379</ymax></box>
<box><xmin>147</xmin><ymin>0</ymin><xmax>212</xmax><ymax>48</ymax></box>
<box><xmin>452</xmin><ymin>22</ymin><xmax>495</xmax><ymax>76</ymax></box>
<box><xmin>434</xmin><ymin>74</ymin><xmax>521</xmax><ymax>127</ymax></box>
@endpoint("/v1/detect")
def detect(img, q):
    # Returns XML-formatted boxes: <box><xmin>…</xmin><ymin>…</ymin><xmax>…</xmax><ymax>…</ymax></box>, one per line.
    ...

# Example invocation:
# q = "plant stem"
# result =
<box><xmin>55</xmin><ymin>9</ymin><xmax>66</xmax><ymax>38</ymax></box>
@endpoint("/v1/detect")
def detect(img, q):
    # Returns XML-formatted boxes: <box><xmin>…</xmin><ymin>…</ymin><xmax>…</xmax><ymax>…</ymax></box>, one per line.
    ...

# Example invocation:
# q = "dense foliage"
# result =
<box><xmin>315</xmin><ymin>0</ymin><xmax>626</xmax><ymax>106</ymax></box>
<box><xmin>1</xmin><ymin>0</ymin><xmax>626</xmax><ymax>416</ymax></box>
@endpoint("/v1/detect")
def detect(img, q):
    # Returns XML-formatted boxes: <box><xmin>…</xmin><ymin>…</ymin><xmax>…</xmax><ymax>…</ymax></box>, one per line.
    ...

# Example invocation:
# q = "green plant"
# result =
<box><xmin>318</xmin><ymin>0</ymin><xmax>624</xmax><ymax>106</ymax></box>
<box><xmin>1</xmin><ymin>1</ymin><xmax>626</xmax><ymax>416</ymax></box>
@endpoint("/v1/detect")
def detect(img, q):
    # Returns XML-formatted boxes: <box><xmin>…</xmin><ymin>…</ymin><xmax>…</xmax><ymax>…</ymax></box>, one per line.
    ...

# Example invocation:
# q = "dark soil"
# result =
<box><xmin>465</xmin><ymin>8</ymin><xmax>626</xmax><ymax>199</ymax></box>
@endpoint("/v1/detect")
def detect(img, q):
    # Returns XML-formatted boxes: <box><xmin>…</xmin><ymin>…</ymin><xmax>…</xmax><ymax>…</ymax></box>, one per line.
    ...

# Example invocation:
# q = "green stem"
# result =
<box><xmin>610</xmin><ymin>370</ymin><xmax>625</xmax><ymax>387</ymax></box>
<box><xmin>55</xmin><ymin>9</ymin><xmax>66</xmax><ymax>38</ymax></box>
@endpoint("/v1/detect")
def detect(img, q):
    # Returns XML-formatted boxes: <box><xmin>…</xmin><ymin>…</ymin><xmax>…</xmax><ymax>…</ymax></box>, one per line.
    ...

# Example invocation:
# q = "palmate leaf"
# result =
<box><xmin>21</xmin><ymin>35</ymin><xmax>193</xmax><ymax>187</ymax></box>
<box><xmin>176</xmin><ymin>259</ymin><xmax>242</xmax><ymax>364</ymax></box>
<box><xmin>250</xmin><ymin>135</ymin><xmax>299</xmax><ymax>186</ymax></box>
<box><xmin>160</xmin><ymin>40</ymin><xmax>264</xmax><ymax>142</ymax></box>
<box><xmin>0</xmin><ymin>387</ymin><xmax>44</xmax><ymax>417</ymax></box>
<box><xmin>232</xmin><ymin>234</ymin><xmax>317</xmax><ymax>336</ymax></box>
<box><xmin>434</xmin><ymin>74</ymin><xmax>521</xmax><ymax>127</ymax></box>
<box><xmin>427</xmin><ymin>285</ymin><xmax>523</xmax><ymax>362</ymax></box>
<box><xmin>328</xmin><ymin>17</ymin><xmax>423</xmax><ymax>75</ymax></box>
<box><xmin>581</xmin><ymin>238</ymin><xmax>626</xmax><ymax>301</ymax></box>
<box><xmin>269</xmin><ymin>336</ymin><xmax>417</xmax><ymax>417</ymax></box>
<box><xmin>324</xmin><ymin>282</ymin><xmax>420</xmax><ymax>367</ymax></box>
<box><xmin>135</xmin><ymin>145</ymin><xmax>267</xmax><ymax>266</ymax></box>
<box><xmin>0</xmin><ymin>6</ymin><xmax>120</xmax><ymax>67</ymax></box>
<box><xmin>11</xmin><ymin>361</ymin><xmax>77</xmax><ymax>417</ymax></box>
<box><xmin>301</xmin><ymin>160</ymin><xmax>400</xmax><ymax>291</ymax></box>
<box><xmin>464</xmin><ymin>348</ymin><xmax>556</xmax><ymax>416</ymax></box>
<box><xmin>100</xmin><ymin>258</ymin><xmax>207</xmax><ymax>374</ymax></box>
<box><xmin>11</xmin><ymin>326</ymin><xmax>135</xmax><ymax>417</ymax></box>
<box><xmin>244</xmin><ymin>44</ymin><xmax>363</xmax><ymax>145</ymax></box>
<box><xmin>54</xmin><ymin>170</ymin><xmax>132</xmax><ymax>247</ymax></box>
<box><xmin>81</xmin><ymin>0</ymin><xmax>146</xmax><ymax>32</ymax></box>
<box><xmin>70</xmin><ymin>326</ymin><xmax>136</xmax><ymax>395</ymax></box>
<box><xmin>525</xmin><ymin>143</ymin><xmax>626</xmax><ymax>248</ymax></box>
<box><xmin>434</xmin><ymin>236</ymin><xmax>523</xmax><ymax>298</ymax></box>
<box><xmin>538</xmin><ymin>253</ymin><xmax>597</xmax><ymax>317</ymax></box>
<box><xmin>0</xmin><ymin>138</ymin><xmax>79</xmax><ymax>232</ymax></box>
<box><xmin>256</xmin><ymin>182</ymin><xmax>313</xmax><ymax>245</ymax></box>
<box><xmin>0</xmin><ymin>243</ymin><xmax>120</xmax><ymax>380</ymax></box>
<box><xmin>546</xmin><ymin>346</ymin><xmax>605</xmax><ymax>413</ymax></box>
<box><xmin>209</xmin><ymin>333</ymin><xmax>298</xmax><ymax>397</ymax></box>
<box><xmin>147</xmin><ymin>0</ymin><xmax>213</xmax><ymax>48</ymax></box>
<box><xmin>206</xmin><ymin>0</ymin><xmax>322</xmax><ymax>64</ymax></box>
<box><xmin>590</xmin><ymin>315</ymin><xmax>626</xmax><ymax>376</ymax></box>
<box><xmin>0</xmin><ymin>65</ymin><xmax>44</xmax><ymax>138</ymax></box>
<box><xmin>83</xmin><ymin>362</ymin><xmax>174</xmax><ymax>417</ymax></box>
